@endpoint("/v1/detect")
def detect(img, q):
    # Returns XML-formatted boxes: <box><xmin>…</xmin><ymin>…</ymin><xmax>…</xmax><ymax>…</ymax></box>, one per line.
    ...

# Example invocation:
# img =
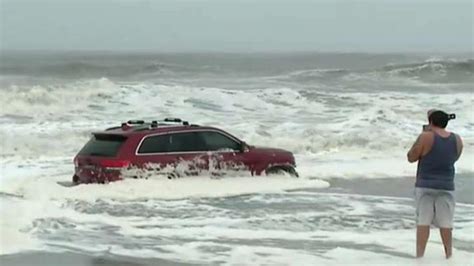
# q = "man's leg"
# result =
<box><xmin>415</xmin><ymin>189</ymin><xmax>434</xmax><ymax>258</ymax></box>
<box><xmin>435</xmin><ymin>193</ymin><xmax>455</xmax><ymax>259</ymax></box>
<box><xmin>417</xmin><ymin>225</ymin><xmax>430</xmax><ymax>258</ymax></box>
<box><xmin>439</xmin><ymin>228</ymin><xmax>452</xmax><ymax>259</ymax></box>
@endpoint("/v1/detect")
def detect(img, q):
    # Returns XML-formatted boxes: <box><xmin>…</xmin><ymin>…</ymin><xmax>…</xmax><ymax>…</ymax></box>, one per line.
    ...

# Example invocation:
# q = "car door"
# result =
<box><xmin>133</xmin><ymin>133</ymin><xmax>175</xmax><ymax>178</ymax></box>
<box><xmin>166</xmin><ymin>132</ymin><xmax>208</xmax><ymax>176</ymax></box>
<box><xmin>133</xmin><ymin>132</ymin><xmax>207</xmax><ymax>178</ymax></box>
<box><xmin>195</xmin><ymin>130</ymin><xmax>250</xmax><ymax>175</ymax></box>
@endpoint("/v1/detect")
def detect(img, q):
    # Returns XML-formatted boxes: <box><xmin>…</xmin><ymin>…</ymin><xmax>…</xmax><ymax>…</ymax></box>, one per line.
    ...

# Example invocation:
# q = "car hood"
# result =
<box><xmin>250</xmin><ymin>146</ymin><xmax>292</xmax><ymax>155</ymax></box>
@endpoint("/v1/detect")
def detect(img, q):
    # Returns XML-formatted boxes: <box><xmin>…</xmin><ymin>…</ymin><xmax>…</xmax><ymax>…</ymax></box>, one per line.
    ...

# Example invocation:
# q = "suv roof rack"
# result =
<box><xmin>105</xmin><ymin>126</ymin><xmax>122</xmax><ymax>131</ymax></box>
<box><xmin>127</xmin><ymin>120</ymin><xmax>145</xmax><ymax>125</ymax></box>
<box><xmin>164</xmin><ymin>118</ymin><xmax>182</xmax><ymax>122</ymax></box>
<box><xmin>163</xmin><ymin>118</ymin><xmax>189</xmax><ymax>125</ymax></box>
<box><xmin>105</xmin><ymin>118</ymin><xmax>191</xmax><ymax>131</ymax></box>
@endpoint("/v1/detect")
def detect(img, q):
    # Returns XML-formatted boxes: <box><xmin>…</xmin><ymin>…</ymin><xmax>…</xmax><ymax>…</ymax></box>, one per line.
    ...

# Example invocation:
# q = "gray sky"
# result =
<box><xmin>1</xmin><ymin>0</ymin><xmax>472</xmax><ymax>52</ymax></box>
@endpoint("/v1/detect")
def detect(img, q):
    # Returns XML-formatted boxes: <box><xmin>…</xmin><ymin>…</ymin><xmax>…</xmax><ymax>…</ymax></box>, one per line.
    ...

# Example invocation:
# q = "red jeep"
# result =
<box><xmin>73</xmin><ymin>119</ymin><xmax>298</xmax><ymax>184</ymax></box>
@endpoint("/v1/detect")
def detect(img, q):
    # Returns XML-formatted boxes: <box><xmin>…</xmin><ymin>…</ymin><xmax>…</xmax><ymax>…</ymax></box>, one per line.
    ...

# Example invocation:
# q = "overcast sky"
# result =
<box><xmin>0</xmin><ymin>0</ymin><xmax>472</xmax><ymax>52</ymax></box>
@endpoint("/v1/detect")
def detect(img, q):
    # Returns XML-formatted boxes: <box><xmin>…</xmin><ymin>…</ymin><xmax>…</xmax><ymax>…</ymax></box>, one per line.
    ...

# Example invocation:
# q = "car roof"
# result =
<box><xmin>92</xmin><ymin>120</ymin><xmax>226</xmax><ymax>137</ymax></box>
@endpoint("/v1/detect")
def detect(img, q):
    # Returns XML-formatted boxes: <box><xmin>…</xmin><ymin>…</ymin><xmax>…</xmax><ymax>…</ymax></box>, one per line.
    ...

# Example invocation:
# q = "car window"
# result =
<box><xmin>138</xmin><ymin>132</ymin><xmax>205</xmax><ymax>153</ymax></box>
<box><xmin>168</xmin><ymin>132</ymin><xmax>203</xmax><ymax>152</ymax></box>
<box><xmin>196</xmin><ymin>131</ymin><xmax>241</xmax><ymax>151</ymax></box>
<box><xmin>138</xmin><ymin>134</ymin><xmax>170</xmax><ymax>154</ymax></box>
<box><xmin>79</xmin><ymin>134</ymin><xmax>127</xmax><ymax>157</ymax></box>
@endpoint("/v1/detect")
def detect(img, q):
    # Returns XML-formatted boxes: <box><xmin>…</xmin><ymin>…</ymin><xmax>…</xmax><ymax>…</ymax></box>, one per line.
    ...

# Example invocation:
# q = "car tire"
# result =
<box><xmin>265</xmin><ymin>166</ymin><xmax>299</xmax><ymax>178</ymax></box>
<box><xmin>167</xmin><ymin>172</ymin><xmax>180</xmax><ymax>179</ymax></box>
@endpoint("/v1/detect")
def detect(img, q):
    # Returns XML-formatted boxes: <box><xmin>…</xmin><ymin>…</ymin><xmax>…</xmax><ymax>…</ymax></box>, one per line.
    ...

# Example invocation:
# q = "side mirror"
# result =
<box><xmin>240</xmin><ymin>142</ymin><xmax>250</xmax><ymax>153</ymax></box>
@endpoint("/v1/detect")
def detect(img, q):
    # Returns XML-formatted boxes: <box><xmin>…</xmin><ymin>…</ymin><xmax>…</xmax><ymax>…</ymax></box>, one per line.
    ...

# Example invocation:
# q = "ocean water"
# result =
<box><xmin>0</xmin><ymin>52</ymin><xmax>473</xmax><ymax>265</ymax></box>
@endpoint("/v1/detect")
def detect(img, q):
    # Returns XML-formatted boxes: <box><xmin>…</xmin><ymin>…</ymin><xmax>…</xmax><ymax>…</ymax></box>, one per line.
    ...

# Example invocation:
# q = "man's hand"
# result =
<box><xmin>407</xmin><ymin>132</ymin><xmax>432</xmax><ymax>163</ymax></box>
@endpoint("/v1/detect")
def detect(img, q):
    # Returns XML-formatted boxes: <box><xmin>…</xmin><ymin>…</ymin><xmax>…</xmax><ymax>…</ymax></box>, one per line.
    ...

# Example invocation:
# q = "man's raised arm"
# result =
<box><xmin>407</xmin><ymin>133</ymin><xmax>429</xmax><ymax>163</ymax></box>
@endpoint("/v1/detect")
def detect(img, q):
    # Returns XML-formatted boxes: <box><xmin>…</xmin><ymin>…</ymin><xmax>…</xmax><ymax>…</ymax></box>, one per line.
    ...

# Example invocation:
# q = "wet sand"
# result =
<box><xmin>311</xmin><ymin>173</ymin><xmax>474</xmax><ymax>204</ymax></box>
<box><xmin>0</xmin><ymin>252</ymin><xmax>196</xmax><ymax>266</ymax></box>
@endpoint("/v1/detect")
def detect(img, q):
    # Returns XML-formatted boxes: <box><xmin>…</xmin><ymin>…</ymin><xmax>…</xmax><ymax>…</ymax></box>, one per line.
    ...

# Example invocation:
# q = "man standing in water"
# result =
<box><xmin>407</xmin><ymin>110</ymin><xmax>463</xmax><ymax>259</ymax></box>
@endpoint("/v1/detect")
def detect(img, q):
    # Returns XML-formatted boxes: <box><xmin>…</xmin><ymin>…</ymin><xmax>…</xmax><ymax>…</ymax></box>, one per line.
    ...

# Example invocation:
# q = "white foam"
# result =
<box><xmin>2</xmin><ymin>182</ymin><xmax>472</xmax><ymax>264</ymax></box>
<box><xmin>1</xmin><ymin>168</ymin><xmax>329</xmax><ymax>202</ymax></box>
<box><xmin>50</xmin><ymin>225</ymin><xmax>474</xmax><ymax>265</ymax></box>
<box><xmin>0</xmin><ymin>168</ymin><xmax>329</xmax><ymax>255</ymax></box>
<box><xmin>0</xmin><ymin>197</ymin><xmax>44</xmax><ymax>254</ymax></box>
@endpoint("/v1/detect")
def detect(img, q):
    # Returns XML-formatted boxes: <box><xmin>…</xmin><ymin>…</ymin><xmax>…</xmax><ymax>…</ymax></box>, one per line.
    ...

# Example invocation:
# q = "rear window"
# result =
<box><xmin>79</xmin><ymin>134</ymin><xmax>127</xmax><ymax>157</ymax></box>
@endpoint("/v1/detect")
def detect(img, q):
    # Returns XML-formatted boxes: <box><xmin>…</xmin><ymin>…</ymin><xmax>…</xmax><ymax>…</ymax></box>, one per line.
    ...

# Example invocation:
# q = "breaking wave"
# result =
<box><xmin>381</xmin><ymin>59</ymin><xmax>474</xmax><ymax>83</ymax></box>
<box><xmin>280</xmin><ymin>59</ymin><xmax>474</xmax><ymax>85</ymax></box>
<box><xmin>0</xmin><ymin>61</ymin><xmax>196</xmax><ymax>79</ymax></box>
<box><xmin>1</xmin><ymin>52</ymin><xmax>472</xmax><ymax>85</ymax></box>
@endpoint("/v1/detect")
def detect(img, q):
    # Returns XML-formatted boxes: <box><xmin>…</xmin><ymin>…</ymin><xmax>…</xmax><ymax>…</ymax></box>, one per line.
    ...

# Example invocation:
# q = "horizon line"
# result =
<box><xmin>1</xmin><ymin>48</ymin><xmax>473</xmax><ymax>56</ymax></box>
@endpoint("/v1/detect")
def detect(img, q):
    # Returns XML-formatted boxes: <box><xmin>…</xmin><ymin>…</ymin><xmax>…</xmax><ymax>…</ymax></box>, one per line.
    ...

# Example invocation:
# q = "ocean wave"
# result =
<box><xmin>0</xmin><ymin>78</ymin><xmax>120</xmax><ymax>118</ymax></box>
<box><xmin>279</xmin><ymin>59</ymin><xmax>474</xmax><ymax>85</ymax></box>
<box><xmin>1</xmin><ymin>52</ymin><xmax>472</xmax><ymax>85</ymax></box>
<box><xmin>0</xmin><ymin>60</ymin><xmax>197</xmax><ymax>79</ymax></box>
<box><xmin>380</xmin><ymin>59</ymin><xmax>474</xmax><ymax>83</ymax></box>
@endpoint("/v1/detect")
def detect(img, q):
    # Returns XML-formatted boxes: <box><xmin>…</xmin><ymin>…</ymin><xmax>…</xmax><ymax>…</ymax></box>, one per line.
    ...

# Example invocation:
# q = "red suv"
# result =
<box><xmin>73</xmin><ymin>119</ymin><xmax>298</xmax><ymax>184</ymax></box>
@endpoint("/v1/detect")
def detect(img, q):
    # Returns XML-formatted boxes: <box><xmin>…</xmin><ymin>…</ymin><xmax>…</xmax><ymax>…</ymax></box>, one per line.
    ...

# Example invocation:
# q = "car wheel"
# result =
<box><xmin>265</xmin><ymin>166</ymin><xmax>299</xmax><ymax>178</ymax></box>
<box><xmin>167</xmin><ymin>172</ymin><xmax>180</xmax><ymax>179</ymax></box>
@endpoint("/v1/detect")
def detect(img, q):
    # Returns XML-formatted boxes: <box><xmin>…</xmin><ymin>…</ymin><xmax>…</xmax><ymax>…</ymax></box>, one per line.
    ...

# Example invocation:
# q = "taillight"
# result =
<box><xmin>99</xmin><ymin>159</ymin><xmax>130</xmax><ymax>169</ymax></box>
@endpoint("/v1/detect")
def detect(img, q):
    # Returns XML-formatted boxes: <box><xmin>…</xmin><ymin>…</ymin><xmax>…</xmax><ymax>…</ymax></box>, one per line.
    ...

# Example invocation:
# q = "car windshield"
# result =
<box><xmin>78</xmin><ymin>134</ymin><xmax>127</xmax><ymax>157</ymax></box>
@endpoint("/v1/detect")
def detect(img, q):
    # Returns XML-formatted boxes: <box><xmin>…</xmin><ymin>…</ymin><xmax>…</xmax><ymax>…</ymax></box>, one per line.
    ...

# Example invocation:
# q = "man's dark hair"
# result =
<box><xmin>429</xmin><ymin>110</ymin><xmax>449</xmax><ymax>128</ymax></box>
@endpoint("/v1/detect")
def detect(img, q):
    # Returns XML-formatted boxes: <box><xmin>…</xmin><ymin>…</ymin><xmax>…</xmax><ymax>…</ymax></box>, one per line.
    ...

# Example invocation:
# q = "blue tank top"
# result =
<box><xmin>416</xmin><ymin>133</ymin><xmax>457</xmax><ymax>191</ymax></box>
